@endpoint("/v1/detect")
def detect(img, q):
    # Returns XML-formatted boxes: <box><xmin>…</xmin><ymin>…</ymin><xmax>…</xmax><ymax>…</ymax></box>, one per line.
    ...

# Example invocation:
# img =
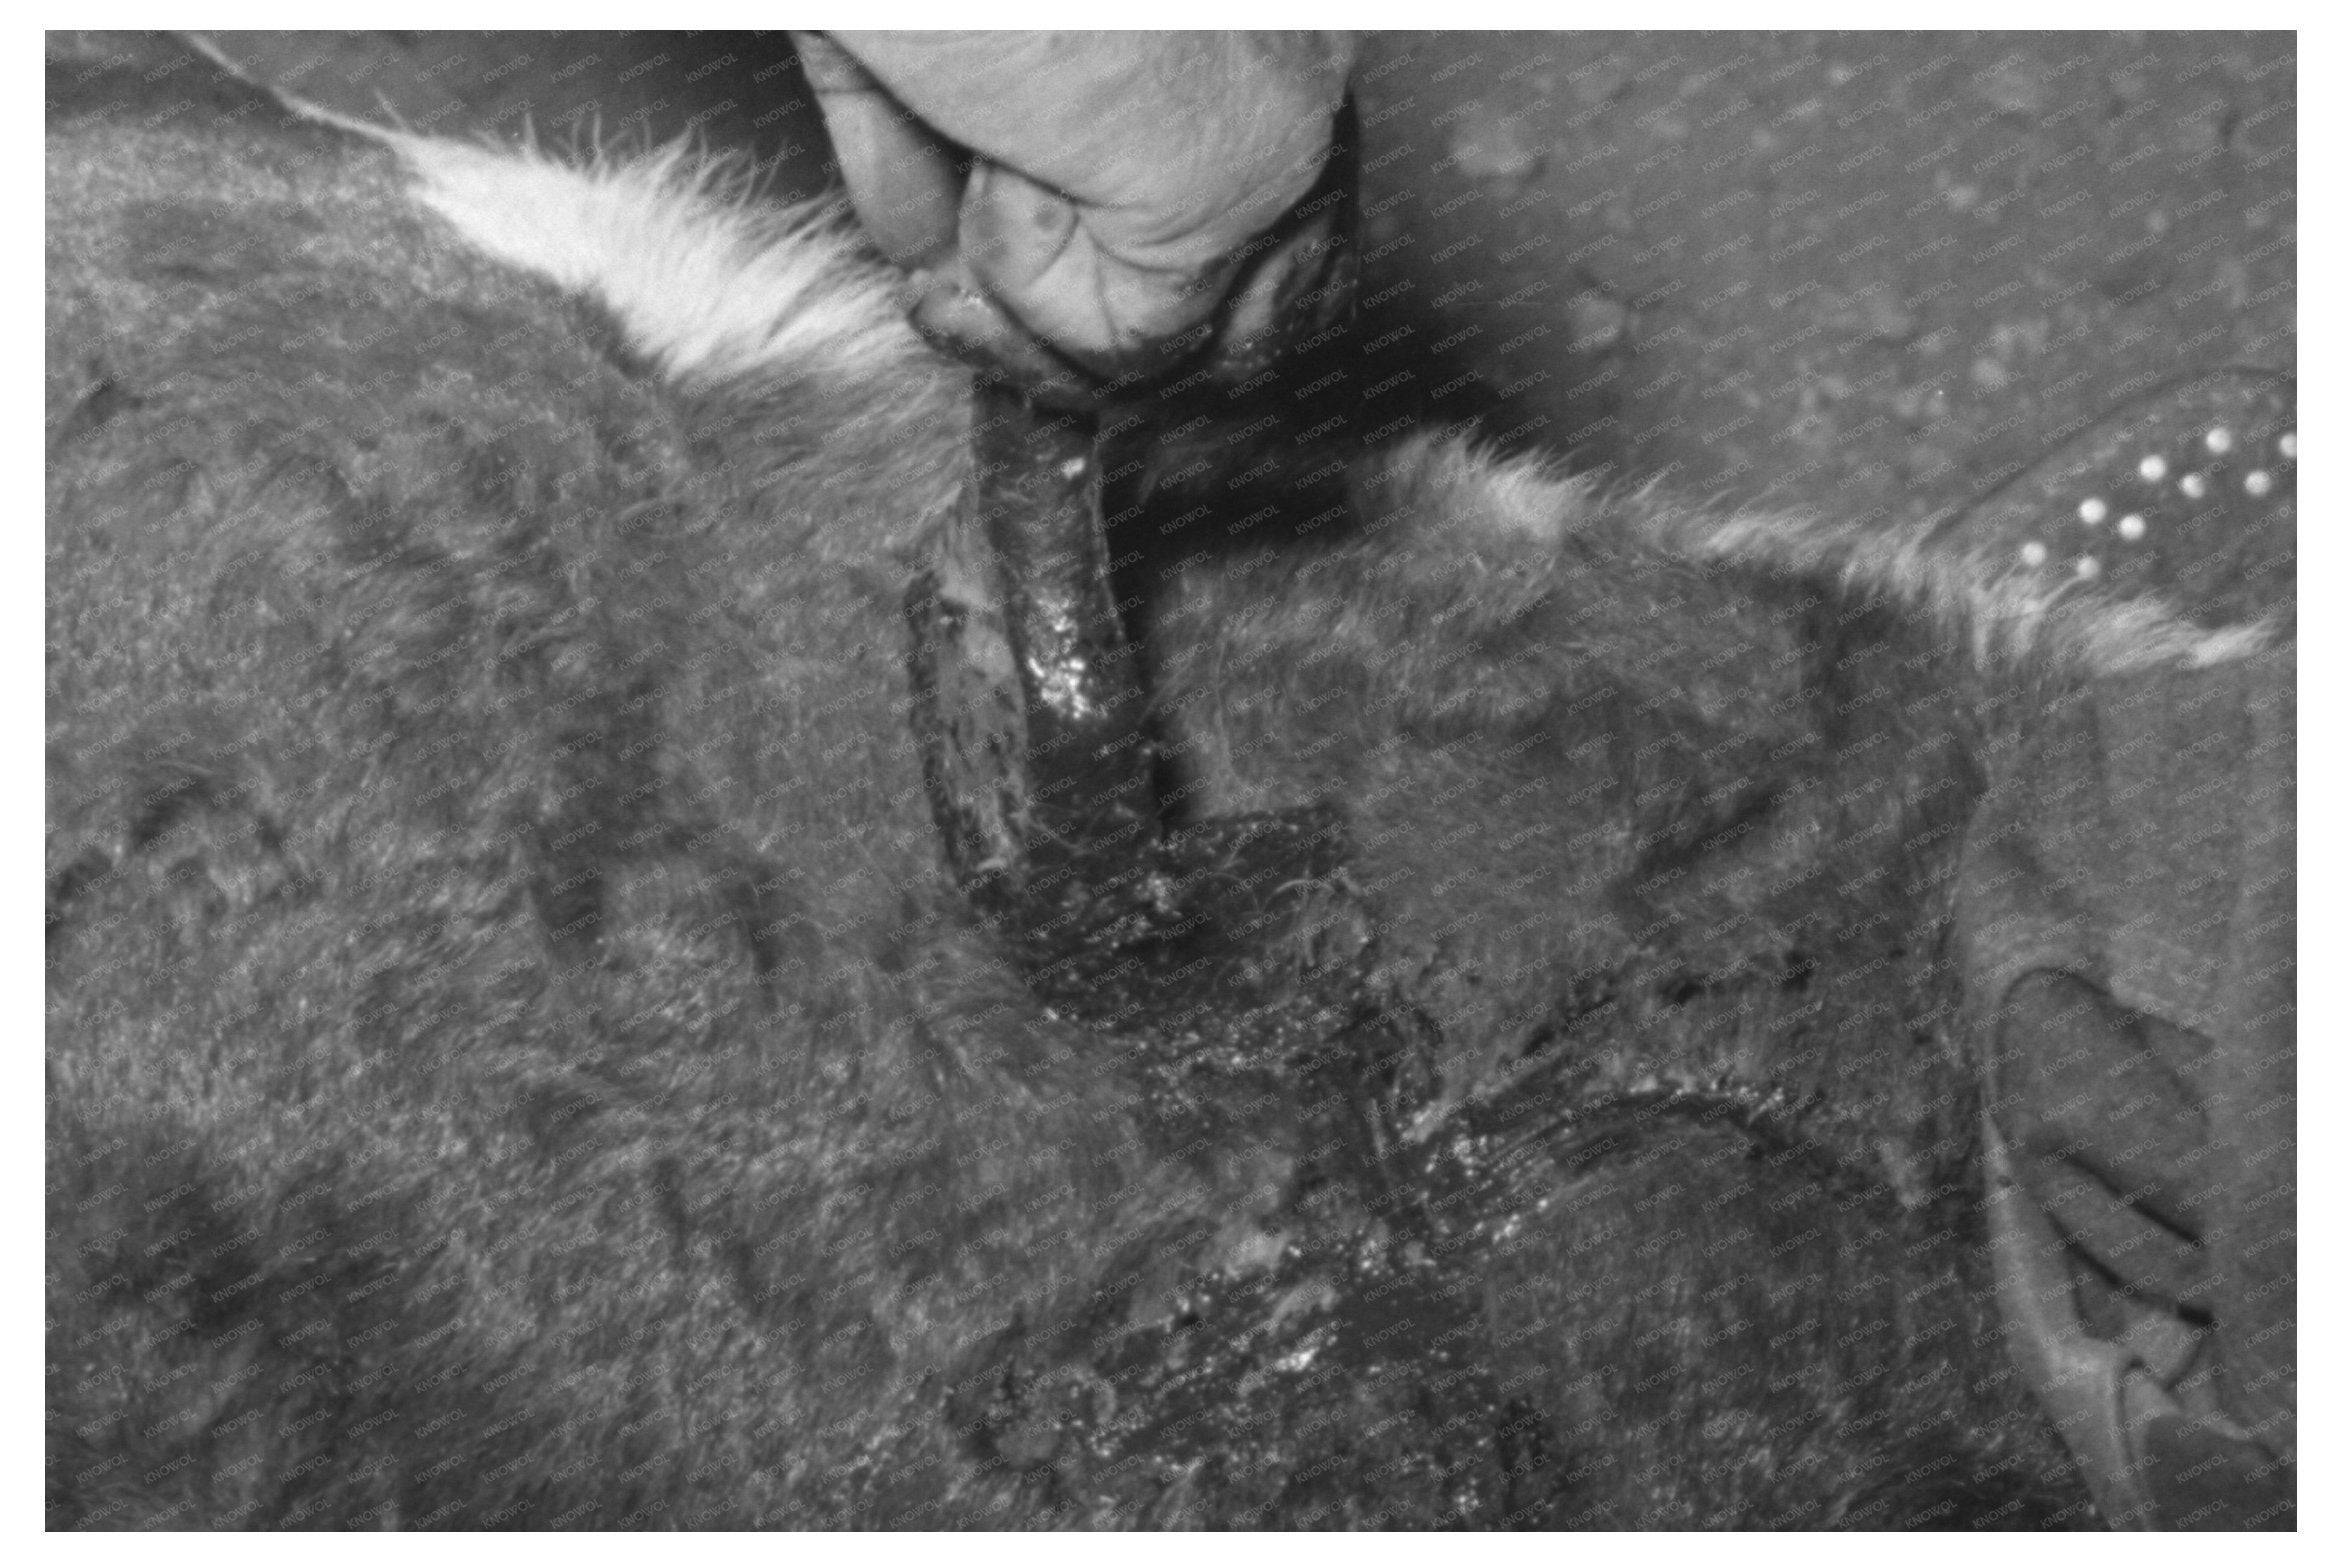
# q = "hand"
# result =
<box><xmin>794</xmin><ymin>30</ymin><xmax>1356</xmax><ymax>389</ymax></box>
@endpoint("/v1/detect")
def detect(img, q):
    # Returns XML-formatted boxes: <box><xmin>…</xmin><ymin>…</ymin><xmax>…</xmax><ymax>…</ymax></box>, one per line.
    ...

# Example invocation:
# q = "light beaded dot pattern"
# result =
<box><xmin>2039</xmin><ymin>412</ymin><xmax>2289</xmax><ymax>587</ymax></box>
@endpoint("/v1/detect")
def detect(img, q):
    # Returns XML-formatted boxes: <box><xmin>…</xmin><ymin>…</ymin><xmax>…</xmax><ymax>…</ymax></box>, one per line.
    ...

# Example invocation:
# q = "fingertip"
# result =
<box><xmin>963</xmin><ymin>166</ymin><xmax>1228</xmax><ymax>370</ymax></box>
<box><xmin>796</xmin><ymin>34</ymin><xmax>961</xmax><ymax>267</ymax></box>
<box><xmin>957</xmin><ymin>164</ymin><xmax>1078</xmax><ymax>293</ymax></box>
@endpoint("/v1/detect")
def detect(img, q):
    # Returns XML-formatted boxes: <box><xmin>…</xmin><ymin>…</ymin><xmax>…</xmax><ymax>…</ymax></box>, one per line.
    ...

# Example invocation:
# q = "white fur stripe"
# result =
<box><xmin>1652</xmin><ymin>503</ymin><xmax>2275</xmax><ymax>676</ymax></box>
<box><xmin>376</xmin><ymin>137</ymin><xmax>926</xmax><ymax>391</ymax></box>
<box><xmin>1382</xmin><ymin>433</ymin><xmax>2271</xmax><ymax>679</ymax></box>
<box><xmin>181</xmin><ymin>36</ymin><xmax>924</xmax><ymax>394</ymax></box>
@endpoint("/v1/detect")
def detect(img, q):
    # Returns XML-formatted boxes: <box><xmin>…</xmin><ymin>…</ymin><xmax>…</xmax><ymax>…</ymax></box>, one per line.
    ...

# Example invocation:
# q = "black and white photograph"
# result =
<box><xmin>42</xmin><ymin>17</ymin><xmax>2298</xmax><ymax>1531</ymax></box>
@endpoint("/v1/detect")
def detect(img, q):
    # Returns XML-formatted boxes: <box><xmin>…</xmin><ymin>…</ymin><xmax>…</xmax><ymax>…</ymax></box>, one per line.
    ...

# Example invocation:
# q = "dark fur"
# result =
<box><xmin>49</xmin><ymin>54</ymin><xmax>2103</xmax><ymax>1529</ymax></box>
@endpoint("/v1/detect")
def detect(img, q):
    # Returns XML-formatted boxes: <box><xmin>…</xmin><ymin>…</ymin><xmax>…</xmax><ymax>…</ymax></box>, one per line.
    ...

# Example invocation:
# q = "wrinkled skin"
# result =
<box><xmin>795</xmin><ymin>30</ymin><xmax>1356</xmax><ymax>382</ymax></box>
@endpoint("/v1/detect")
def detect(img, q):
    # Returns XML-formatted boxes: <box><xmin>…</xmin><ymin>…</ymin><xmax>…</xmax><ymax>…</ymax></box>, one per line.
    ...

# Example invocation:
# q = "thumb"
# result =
<box><xmin>957</xmin><ymin>160</ymin><xmax>1225</xmax><ymax>377</ymax></box>
<box><xmin>788</xmin><ymin>30</ymin><xmax>960</xmax><ymax>268</ymax></box>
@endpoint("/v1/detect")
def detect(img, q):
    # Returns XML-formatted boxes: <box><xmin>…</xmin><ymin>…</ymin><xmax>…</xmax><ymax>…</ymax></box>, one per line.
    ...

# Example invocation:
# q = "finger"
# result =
<box><xmin>958</xmin><ymin>161</ymin><xmax>1221</xmax><ymax>375</ymax></box>
<box><xmin>788</xmin><ymin>30</ymin><xmax>962</xmax><ymax>267</ymax></box>
<box><xmin>905</xmin><ymin>255</ymin><xmax>1106</xmax><ymax>409</ymax></box>
<box><xmin>832</xmin><ymin>32</ymin><xmax>1353</xmax><ymax>278</ymax></box>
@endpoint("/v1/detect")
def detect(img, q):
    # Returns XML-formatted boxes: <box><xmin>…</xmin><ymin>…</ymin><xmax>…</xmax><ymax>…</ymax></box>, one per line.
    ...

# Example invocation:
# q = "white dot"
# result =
<box><xmin>2279</xmin><ymin>431</ymin><xmax>2296</xmax><ymax>460</ymax></box>
<box><xmin>2074</xmin><ymin>556</ymin><xmax>2103</xmax><ymax>581</ymax></box>
<box><xmin>2077</xmin><ymin>496</ymin><xmax>2109</xmax><ymax>525</ymax></box>
<box><xmin>2019</xmin><ymin>540</ymin><xmax>2049</xmax><ymax>567</ymax></box>
<box><xmin>2179</xmin><ymin>472</ymin><xmax>2208</xmax><ymax>498</ymax></box>
<box><xmin>2204</xmin><ymin>426</ymin><xmax>2234</xmax><ymax>455</ymax></box>
<box><xmin>2117</xmin><ymin>514</ymin><xmax>2147</xmax><ymax>541</ymax></box>
<box><xmin>2139</xmin><ymin>454</ymin><xmax>2169</xmax><ymax>482</ymax></box>
<box><xmin>2244</xmin><ymin>469</ymin><xmax>2273</xmax><ymax>497</ymax></box>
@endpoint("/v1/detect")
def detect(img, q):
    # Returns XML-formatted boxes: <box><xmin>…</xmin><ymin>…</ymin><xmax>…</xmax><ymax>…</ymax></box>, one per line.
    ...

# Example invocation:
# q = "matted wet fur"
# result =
<box><xmin>48</xmin><ymin>45</ymin><xmax>2256</xmax><ymax>1529</ymax></box>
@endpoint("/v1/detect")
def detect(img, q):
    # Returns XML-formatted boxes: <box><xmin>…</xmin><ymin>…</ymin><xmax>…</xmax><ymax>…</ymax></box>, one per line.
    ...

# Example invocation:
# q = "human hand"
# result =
<box><xmin>794</xmin><ymin>30</ymin><xmax>1356</xmax><ymax>392</ymax></box>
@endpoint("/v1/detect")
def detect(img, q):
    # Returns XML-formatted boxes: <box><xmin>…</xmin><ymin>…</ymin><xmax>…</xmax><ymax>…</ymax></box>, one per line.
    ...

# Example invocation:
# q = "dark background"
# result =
<box><xmin>84</xmin><ymin>29</ymin><xmax>2295</xmax><ymax>540</ymax></box>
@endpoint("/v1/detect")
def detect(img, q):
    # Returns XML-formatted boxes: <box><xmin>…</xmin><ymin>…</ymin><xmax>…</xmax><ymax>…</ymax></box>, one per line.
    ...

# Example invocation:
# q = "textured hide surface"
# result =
<box><xmin>48</xmin><ymin>49</ymin><xmax>2259</xmax><ymax>1530</ymax></box>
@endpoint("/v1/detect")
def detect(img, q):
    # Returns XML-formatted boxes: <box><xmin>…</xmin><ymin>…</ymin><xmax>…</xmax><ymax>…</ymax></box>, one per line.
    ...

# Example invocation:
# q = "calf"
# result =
<box><xmin>48</xmin><ymin>44</ymin><xmax>2265</xmax><ymax>1529</ymax></box>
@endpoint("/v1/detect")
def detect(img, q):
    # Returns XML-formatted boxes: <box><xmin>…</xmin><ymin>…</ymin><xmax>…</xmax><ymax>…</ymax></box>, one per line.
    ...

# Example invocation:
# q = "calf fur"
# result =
<box><xmin>48</xmin><ymin>51</ymin><xmax>2252</xmax><ymax>1529</ymax></box>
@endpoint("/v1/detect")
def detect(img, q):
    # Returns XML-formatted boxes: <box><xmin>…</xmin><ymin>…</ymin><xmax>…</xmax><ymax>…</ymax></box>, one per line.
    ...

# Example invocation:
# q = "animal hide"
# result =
<box><xmin>47</xmin><ymin>44</ymin><xmax>2266</xmax><ymax>1530</ymax></box>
